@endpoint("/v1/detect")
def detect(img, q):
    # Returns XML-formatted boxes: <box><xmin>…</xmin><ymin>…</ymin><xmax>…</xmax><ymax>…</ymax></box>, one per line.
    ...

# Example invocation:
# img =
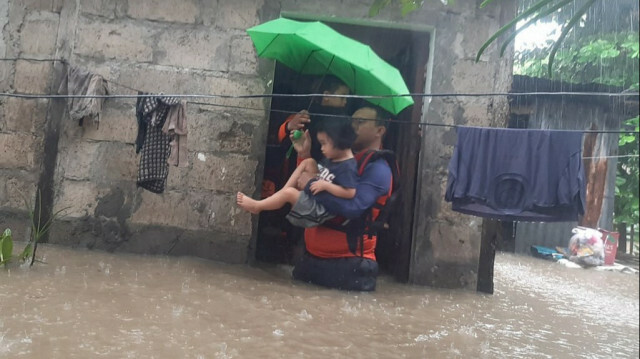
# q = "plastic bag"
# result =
<box><xmin>568</xmin><ymin>226</ymin><xmax>604</xmax><ymax>267</ymax></box>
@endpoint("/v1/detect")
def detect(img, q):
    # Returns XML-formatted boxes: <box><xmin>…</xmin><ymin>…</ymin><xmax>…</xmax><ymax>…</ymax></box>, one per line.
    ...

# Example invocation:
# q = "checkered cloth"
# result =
<box><xmin>135</xmin><ymin>93</ymin><xmax>179</xmax><ymax>193</ymax></box>
<box><xmin>141</xmin><ymin>95</ymin><xmax>181</xmax><ymax>127</ymax></box>
<box><xmin>137</xmin><ymin>124</ymin><xmax>171</xmax><ymax>193</ymax></box>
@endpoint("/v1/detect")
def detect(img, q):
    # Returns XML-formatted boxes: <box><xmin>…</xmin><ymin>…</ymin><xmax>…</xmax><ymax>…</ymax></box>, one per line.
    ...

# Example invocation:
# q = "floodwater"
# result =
<box><xmin>1</xmin><ymin>245</ymin><xmax>638</xmax><ymax>358</ymax></box>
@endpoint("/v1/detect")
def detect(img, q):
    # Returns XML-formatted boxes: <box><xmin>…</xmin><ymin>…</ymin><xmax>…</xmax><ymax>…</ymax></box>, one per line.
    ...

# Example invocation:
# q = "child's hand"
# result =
<box><xmin>291</xmin><ymin>129</ymin><xmax>311</xmax><ymax>158</ymax></box>
<box><xmin>309</xmin><ymin>180</ymin><xmax>328</xmax><ymax>195</ymax></box>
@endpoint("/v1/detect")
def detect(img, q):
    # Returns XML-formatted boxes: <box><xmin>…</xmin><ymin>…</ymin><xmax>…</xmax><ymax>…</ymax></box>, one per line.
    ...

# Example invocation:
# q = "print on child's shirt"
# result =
<box><xmin>316</xmin><ymin>163</ymin><xmax>335</xmax><ymax>183</ymax></box>
<box><xmin>309</xmin><ymin>158</ymin><xmax>358</xmax><ymax>191</ymax></box>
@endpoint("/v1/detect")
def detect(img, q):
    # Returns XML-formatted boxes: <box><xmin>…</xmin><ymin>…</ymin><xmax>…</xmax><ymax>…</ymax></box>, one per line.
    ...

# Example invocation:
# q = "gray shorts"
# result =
<box><xmin>286</xmin><ymin>191</ymin><xmax>335</xmax><ymax>228</ymax></box>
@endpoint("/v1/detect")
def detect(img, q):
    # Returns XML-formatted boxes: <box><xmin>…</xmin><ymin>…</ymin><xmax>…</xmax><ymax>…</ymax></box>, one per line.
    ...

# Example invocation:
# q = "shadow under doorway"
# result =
<box><xmin>254</xmin><ymin>18</ymin><xmax>430</xmax><ymax>283</ymax></box>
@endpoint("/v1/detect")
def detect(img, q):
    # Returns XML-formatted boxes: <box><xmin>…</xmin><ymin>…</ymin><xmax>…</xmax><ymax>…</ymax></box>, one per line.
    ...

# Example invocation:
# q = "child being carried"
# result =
<box><xmin>237</xmin><ymin>117</ymin><xmax>357</xmax><ymax>227</ymax></box>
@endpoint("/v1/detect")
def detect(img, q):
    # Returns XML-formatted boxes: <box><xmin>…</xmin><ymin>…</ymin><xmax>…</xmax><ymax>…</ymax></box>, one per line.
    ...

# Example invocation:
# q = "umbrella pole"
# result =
<box><xmin>294</xmin><ymin>50</ymin><xmax>317</xmax><ymax>96</ymax></box>
<box><xmin>306</xmin><ymin>55</ymin><xmax>336</xmax><ymax>111</ymax></box>
<box><xmin>286</xmin><ymin>56</ymin><xmax>336</xmax><ymax>159</ymax></box>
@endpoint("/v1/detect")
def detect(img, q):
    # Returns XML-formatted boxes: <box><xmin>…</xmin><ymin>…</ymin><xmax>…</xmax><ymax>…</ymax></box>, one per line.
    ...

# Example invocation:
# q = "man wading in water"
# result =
<box><xmin>246</xmin><ymin>106</ymin><xmax>393</xmax><ymax>291</ymax></box>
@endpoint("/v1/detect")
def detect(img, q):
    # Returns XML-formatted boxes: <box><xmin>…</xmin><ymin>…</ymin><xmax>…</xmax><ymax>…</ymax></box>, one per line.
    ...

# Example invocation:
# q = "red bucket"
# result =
<box><xmin>598</xmin><ymin>229</ymin><xmax>619</xmax><ymax>266</ymax></box>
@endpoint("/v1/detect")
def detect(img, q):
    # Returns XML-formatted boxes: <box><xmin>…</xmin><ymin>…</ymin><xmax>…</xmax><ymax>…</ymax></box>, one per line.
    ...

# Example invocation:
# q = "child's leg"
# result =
<box><xmin>237</xmin><ymin>187</ymin><xmax>301</xmax><ymax>214</ymax></box>
<box><xmin>283</xmin><ymin>158</ymin><xmax>318</xmax><ymax>190</ymax></box>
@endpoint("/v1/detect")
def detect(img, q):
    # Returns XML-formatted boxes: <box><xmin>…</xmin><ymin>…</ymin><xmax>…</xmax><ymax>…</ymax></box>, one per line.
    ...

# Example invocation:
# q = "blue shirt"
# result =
<box><xmin>316</xmin><ymin>157</ymin><xmax>358</xmax><ymax>188</ymax></box>
<box><xmin>314</xmin><ymin>159</ymin><xmax>392</xmax><ymax>219</ymax></box>
<box><xmin>445</xmin><ymin>126</ymin><xmax>585</xmax><ymax>222</ymax></box>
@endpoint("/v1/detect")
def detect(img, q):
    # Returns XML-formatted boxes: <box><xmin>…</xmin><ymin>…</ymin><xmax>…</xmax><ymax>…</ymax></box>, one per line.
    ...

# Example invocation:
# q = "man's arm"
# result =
<box><xmin>278</xmin><ymin>111</ymin><xmax>310</xmax><ymax>143</ymax></box>
<box><xmin>314</xmin><ymin>160</ymin><xmax>391</xmax><ymax>219</ymax></box>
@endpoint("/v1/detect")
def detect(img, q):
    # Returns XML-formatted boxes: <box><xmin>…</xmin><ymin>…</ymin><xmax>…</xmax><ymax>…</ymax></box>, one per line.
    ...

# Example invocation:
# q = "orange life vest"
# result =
<box><xmin>304</xmin><ymin>149</ymin><xmax>400</xmax><ymax>259</ymax></box>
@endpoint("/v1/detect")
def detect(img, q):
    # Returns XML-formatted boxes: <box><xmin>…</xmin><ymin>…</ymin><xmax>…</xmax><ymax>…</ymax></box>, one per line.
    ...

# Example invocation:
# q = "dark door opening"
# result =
<box><xmin>255</xmin><ymin>18</ymin><xmax>430</xmax><ymax>282</ymax></box>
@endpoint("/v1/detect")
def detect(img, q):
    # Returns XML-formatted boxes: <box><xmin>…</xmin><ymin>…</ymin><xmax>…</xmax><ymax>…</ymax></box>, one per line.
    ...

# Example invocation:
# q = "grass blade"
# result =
<box><xmin>369</xmin><ymin>0</ymin><xmax>391</xmax><ymax>17</ymax></box>
<box><xmin>479</xmin><ymin>0</ymin><xmax>496</xmax><ymax>8</ymax></box>
<box><xmin>475</xmin><ymin>0</ymin><xmax>556</xmax><ymax>62</ymax></box>
<box><xmin>548</xmin><ymin>0</ymin><xmax>597</xmax><ymax>76</ymax></box>
<box><xmin>499</xmin><ymin>0</ymin><xmax>573</xmax><ymax>57</ymax></box>
<box><xmin>38</xmin><ymin>207</ymin><xmax>70</xmax><ymax>240</ymax></box>
<box><xmin>20</xmin><ymin>243</ymin><xmax>33</xmax><ymax>261</ymax></box>
<box><xmin>1</xmin><ymin>234</ymin><xmax>13</xmax><ymax>264</ymax></box>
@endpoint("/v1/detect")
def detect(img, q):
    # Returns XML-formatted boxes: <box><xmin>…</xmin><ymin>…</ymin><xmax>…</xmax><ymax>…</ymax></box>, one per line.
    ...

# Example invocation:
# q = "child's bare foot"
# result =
<box><xmin>237</xmin><ymin>192</ymin><xmax>261</xmax><ymax>214</ymax></box>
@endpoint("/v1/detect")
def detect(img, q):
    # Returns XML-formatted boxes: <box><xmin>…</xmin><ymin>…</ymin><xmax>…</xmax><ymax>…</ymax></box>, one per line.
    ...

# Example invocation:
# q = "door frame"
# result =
<box><xmin>275</xmin><ymin>11</ymin><xmax>437</xmax><ymax>281</ymax></box>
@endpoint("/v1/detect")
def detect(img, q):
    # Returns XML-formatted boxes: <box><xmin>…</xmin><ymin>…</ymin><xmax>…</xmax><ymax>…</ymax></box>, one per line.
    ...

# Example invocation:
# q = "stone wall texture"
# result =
<box><xmin>0</xmin><ymin>0</ymin><xmax>515</xmax><ymax>287</ymax></box>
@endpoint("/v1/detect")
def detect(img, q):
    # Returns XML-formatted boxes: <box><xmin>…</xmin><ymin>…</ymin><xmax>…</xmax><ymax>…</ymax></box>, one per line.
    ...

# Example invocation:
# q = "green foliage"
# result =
<box><xmin>498</xmin><ymin>0</ymin><xmax>573</xmax><ymax>57</ymax></box>
<box><xmin>516</xmin><ymin>32</ymin><xmax>640</xmax><ymax>87</ymax></box>
<box><xmin>479</xmin><ymin>0</ymin><xmax>495</xmax><ymax>8</ymax></box>
<box><xmin>546</xmin><ymin>0</ymin><xmax>597</xmax><ymax>77</ymax></box>
<box><xmin>369</xmin><ymin>0</ymin><xmax>455</xmax><ymax>17</ymax></box>
<box><xmin>615</xmin><ymin>116</ymin><xmax>639</xmax><ymax>227</ymax></box>
<box><xmin>369</xmin><ymin>0</ymin><xmax>391</xmax><ymax>17</ymax></box>
<box><xmin>24</xmin><ymin>190</ymin><xmax>69</xmax><ymax>266</ymax></box>
<box><xmin>475</xmin><ymin>0</ymin><xmax>561</xmax><ymax>63</ymax></box>
<box><xmin>370</xmin><ymin>0</ymin><xmax>639</xmax><ymax>228</ymax></box>
<box><xmin>0</xmin><ymin>229</ymin><xmax>13</xmax><ymax>266</ymax></box>
<box><xmin>368</xmin><ymin>0</ymin><xmax>634</xmax><ymax>77</ymax></box>
<box><xmin>475</xmin><ymin>0</ymin><xmax>598</xmax><ymax>74</ymax></box>
<box><xmin>1</xmin><ymin>191</ymin><xmax>68</xmax><ymax>269</ymax></box>
<box><xmin>517</xmin><ymin>31</ymin><xmax>639</xmax><ymax>228</ymax></box>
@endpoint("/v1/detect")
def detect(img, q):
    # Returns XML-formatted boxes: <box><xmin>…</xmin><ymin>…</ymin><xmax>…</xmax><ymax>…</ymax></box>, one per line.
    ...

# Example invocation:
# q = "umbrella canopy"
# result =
<box><xmin>247</xmin><ymin>18</ymin><xmax>414</xmax><ymax>115</ymax></box>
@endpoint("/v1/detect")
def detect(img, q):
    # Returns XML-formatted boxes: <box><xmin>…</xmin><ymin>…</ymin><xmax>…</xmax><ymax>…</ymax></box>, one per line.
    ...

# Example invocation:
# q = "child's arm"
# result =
<box><xmin>309</xmin><ymin>180</ymin><xmax>356</xmax><ymax>199</ymax></box>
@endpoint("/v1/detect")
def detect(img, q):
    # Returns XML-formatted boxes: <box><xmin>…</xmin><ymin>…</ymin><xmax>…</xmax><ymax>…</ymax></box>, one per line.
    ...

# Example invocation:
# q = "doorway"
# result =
<box><xmin>254</xmin><ymin>16</ymin><xmax>431</xmax><ymax>282</ymax></box>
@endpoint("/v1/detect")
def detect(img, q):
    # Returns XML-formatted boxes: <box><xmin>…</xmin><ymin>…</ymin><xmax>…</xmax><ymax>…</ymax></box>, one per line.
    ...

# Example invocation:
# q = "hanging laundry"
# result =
<box><xmin>445</xmin><ymin>126</ymin><xmax>586</xmax><ymax>222</ymax></box>
<box><xmin>162</xmin><ymin>101</ymin><xmax>188</xmax><ymax>167</ymax></box>
<box><xmin>58</xmin><ymin>65</ymin><xmax>108</xmax><ymax>126</ymax></box>
<box><xmin>135</xmin><ymin>94</ymin><xmax>181</xmax><ymax>193</ymax></box>
<box><xmin>137</xmin><ymin>124</ymin><xmax>171</xmax><ymax>193</ymax></box>
<box><xmin>135</xmin><ymin>92</ymin><xmax>150</xmax><ymax>154</ymax></box>
<box><xmin>135</xmin><ymin>93</ymin><xmax>182</xmax><ymax>152</ymax></box>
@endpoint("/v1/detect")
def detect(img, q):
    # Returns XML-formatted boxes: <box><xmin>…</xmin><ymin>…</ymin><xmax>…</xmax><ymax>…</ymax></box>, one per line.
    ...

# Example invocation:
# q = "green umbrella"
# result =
<box><xmin>247</xmin><ymin>18</ymin><xmax>414</xmax><ymax>115</ymax></box>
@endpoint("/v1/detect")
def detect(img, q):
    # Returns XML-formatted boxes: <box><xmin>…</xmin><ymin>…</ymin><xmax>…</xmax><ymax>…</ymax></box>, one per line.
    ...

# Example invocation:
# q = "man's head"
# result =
<box><xmin>316</xmin><ymin>76</ymin><xmax>350</xmax><ymax>108</ymax></box>
<box><xmin>351</xmin><ymin>106</ymin><xmax>388</xmax><ymax>152</ymax></box>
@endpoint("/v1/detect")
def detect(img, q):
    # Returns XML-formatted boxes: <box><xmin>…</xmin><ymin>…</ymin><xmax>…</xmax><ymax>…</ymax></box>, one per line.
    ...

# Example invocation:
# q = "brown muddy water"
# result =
<box><xmin>1</xmin><ymin>244</ymin><xmax>638</xmax><ymax>358</ymax></box>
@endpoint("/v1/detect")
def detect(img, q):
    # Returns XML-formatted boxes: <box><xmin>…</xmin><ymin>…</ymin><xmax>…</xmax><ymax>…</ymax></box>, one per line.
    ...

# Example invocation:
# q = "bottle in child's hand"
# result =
<box><xmin>286</xmin><ymin>130</ymin><xmax>304</xmax><ymax>158</ymax></box>
<box><xmin>292</xmin><ymin>130</ymin><xmax>303</xmax><ymax>140</ymax></box>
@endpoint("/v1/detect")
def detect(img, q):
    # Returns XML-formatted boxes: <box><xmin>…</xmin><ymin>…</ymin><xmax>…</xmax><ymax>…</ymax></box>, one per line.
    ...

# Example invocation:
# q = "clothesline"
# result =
<box><xmin>1</xmin><ymin>90</ymin><xmax>637</xmax><ymax>100</ymax></box>
<box><xmin>83</xmin><ymin>78</ymin><xmax>640</xmax><ymax>161</ymax></box>
<box><xmin>1</xmin><ymin>58</ymin><xmax>637</xmax><ymax>135</ymax></box>
<box><xmin>583</xmin><ymin>154</ymin><xmax>639</xmax><ymax>160</ymax></box>
<box><xmin>0</xmin><ymin>89</ymin><xmax>636</xmax><ymax>134</ymax></box>
<box><xmin>105</xmin><ymin>79</ymin><xmax>640</xmax><ymax>134</ymax></box>
<box><xmin>0</xmin><ymin>57</ymin><xmax>67</xmax><ymax>63</ymax></box>
<box><xmin>6</xmin><ymin>60</ymin><xmax>628</xmax><ymax>210</ymax></box>
<box><xmin>168</xmin><ymin>100</ymin><xmax>640</xmax><ymax>135</ymax></box>
<box><xmin>0</xmin><ymin>57</ymin><xmax>638</xmax><ymax>99</ymax></box>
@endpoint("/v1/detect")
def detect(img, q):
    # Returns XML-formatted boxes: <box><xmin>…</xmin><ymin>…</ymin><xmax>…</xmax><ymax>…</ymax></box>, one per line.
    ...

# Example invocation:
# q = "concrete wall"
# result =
<box><xmin>0</xmin><ymin>1</ymin><xmax>59</xmax><ymax>242</ymax></box>
<box><xmin>0</xmin><ymin>0</ymin><xmax>516</xmax><ymax>287</ymax></box>
<box><xmin>402</xmin><ymin>2</ymin><xmax>516</xmax><ymax>288</ymax></box>
<box><xmin>0</xmin><ymin>0</ymin><xmax>272</xmax><ymax>262</ymax></box>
